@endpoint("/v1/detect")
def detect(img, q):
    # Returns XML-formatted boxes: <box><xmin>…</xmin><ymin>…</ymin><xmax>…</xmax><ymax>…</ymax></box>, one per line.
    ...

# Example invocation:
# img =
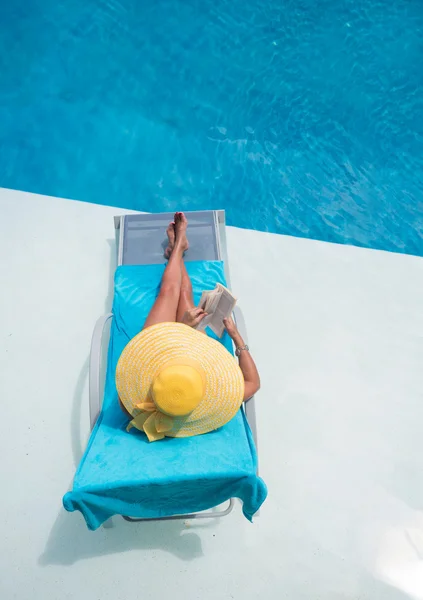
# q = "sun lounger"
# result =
<box><xmin>63</xmin><ymin>211</ymin><xmax>267</xmax><ymax>529</ymax></box>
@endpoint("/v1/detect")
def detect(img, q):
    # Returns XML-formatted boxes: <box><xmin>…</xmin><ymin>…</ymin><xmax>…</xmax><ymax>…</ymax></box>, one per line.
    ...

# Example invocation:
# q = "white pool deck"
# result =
<box><xmin>1</xmin><ymin>187</ymin><xmax>423</xmax><ymax>599</ymax></box>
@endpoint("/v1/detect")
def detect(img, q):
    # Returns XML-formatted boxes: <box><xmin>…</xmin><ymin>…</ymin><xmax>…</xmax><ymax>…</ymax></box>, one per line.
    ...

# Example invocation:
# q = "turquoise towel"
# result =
<box><xmin>63</xmin><ymin>261</ymin><xmax>267</xmax><ymax>530</ymax></box>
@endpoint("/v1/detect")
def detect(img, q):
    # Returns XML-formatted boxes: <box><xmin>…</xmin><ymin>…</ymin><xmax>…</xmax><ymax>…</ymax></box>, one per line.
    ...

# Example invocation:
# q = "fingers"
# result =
<box><xmin>223</xmin><ymin>317</ymin><xmax>237</xmax><ymax>338</ymax></box>
<box><xmin>190</xmin><ymin>307</ymin><xmax>205</xmax><ymax>318</ymax></box>
<box><xmin>186</xmin><ymin>306</ymin><xmax>207</xmax><ymax>326</ymax></box>
<box><xmin>193</xmin><ymin>311</ymin><xmax>207</xmax><ymax>325</ymax></box>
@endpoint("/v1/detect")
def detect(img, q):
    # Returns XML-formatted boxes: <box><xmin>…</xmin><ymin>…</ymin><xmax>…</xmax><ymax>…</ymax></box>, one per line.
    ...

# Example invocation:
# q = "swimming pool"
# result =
<box><xmin>1</xmin><ymin>0</ymin><xmax>422</xmax><ymax>254</ymax></box>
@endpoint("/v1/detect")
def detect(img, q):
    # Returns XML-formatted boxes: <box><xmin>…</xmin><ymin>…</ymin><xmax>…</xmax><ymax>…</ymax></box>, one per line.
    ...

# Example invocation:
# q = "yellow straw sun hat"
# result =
<box><xmin>116</xmin><ymin>322</ymin><xmax>244</xmax><ymax>442</ymax></box>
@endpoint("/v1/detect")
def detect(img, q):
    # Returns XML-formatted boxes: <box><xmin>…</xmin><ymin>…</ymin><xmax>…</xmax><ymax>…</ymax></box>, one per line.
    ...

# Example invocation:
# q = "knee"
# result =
<box><xmin>160</xmin><ymin>282</ymin><xmax>180</xmax><ymax>298</ymax></box>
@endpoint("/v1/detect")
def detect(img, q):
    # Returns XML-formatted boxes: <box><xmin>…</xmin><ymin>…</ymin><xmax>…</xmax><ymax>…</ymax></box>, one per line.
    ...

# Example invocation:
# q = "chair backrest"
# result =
<box><xmin>115</xmin><ymin>211</ymin><xmax>224</xmax><ymax>266</ymax></box>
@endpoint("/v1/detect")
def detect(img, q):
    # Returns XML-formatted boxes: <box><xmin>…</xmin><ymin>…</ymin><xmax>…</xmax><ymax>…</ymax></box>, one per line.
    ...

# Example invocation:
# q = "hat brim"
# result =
<box><xmin>116</xmin><ymin>322</ymin><xmax>244</xmax><ymax>437</ymax></box>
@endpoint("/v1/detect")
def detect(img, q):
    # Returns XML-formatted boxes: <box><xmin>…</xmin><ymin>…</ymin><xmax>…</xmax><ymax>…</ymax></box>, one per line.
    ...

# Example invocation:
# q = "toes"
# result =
<box><xmin>166</xmin><ymin>223</ymin><xmax>175</xmax><ymax>250</ymax></box>
<box><xmin>174</xmin><ymin>212</ymin><xmax>187</xmax><ymax>227</ymax></box>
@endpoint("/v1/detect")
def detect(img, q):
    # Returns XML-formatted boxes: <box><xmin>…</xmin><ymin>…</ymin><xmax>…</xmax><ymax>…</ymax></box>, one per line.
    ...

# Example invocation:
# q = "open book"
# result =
<box><xmin>195</xmin><ymin>283</ymin><xmax>237</xmax><ymax>338</ymax></box>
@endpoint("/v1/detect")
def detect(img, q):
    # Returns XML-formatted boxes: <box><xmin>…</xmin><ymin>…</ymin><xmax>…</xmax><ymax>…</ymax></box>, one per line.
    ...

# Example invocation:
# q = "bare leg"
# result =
<box><xmin>143</xmin><ymin>213</ymin><xmax>189</xmax><ymax>330</ymax></box>
<box><xmin>176</xmin><ymin>260</ymin><xmax>195</xmax><ymax>322</ymax></box>
<box><xmin>163</xmin><ymin>220</ymin><xmax>195</xmax><ymax>322</ymax></box>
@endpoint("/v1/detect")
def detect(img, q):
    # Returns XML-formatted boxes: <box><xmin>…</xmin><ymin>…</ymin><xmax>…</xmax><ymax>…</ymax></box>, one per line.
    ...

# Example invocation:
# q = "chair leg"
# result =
<box><xmin>122</xmin><ymin>498</ymin><xmax>235</xmax><ymax>522</ymax></box>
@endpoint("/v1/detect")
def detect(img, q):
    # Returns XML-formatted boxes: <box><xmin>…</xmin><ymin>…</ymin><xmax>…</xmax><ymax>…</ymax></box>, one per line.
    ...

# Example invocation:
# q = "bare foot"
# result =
<box><xmin>174</xmin><ymin>212</ymin><xmax>189</xmax><ymax>252</ymax></box>
<box><xmin>164</xmin><ymin>222</ymin><xmax>175</xmax><ymax>259</ymax></box>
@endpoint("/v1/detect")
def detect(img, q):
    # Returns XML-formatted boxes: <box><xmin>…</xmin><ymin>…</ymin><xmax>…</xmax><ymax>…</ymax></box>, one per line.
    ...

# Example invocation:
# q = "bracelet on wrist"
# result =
<box><xmin>235</xmin><ymin>344</ymin><xmax>249</xmax><ymax>357</ymax></box>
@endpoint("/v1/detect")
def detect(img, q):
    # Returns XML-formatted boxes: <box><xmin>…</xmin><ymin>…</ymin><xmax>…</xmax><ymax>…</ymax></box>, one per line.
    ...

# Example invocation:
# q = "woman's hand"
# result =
<box><xmin>224</xmin><ymin>316</ymin><xmax>260</xmax><ymax>400</ymax></box>
<box><xmin>182</xmin><ymin>307</ymin><xmax>207</xmax><ymax>328</ymax></box>
<box><xmin>223</xmin><ymin>317</ymin><xmax>239</xmax><ymax>340</ymax></box>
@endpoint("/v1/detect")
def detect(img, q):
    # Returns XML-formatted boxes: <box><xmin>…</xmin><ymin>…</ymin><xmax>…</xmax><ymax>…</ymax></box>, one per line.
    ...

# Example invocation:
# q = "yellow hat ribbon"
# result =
<box><xmin>126</xmin><ymin>402</ymin><xmax>174</xmax><ymax>442</ymax></box>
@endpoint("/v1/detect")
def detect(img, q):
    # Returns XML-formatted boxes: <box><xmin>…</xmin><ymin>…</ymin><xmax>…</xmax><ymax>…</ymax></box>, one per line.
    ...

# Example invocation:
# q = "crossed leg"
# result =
<box><xmin>143</xmin><ymin>212</ymin><xmax>193</xmax><ymax>330</ymax></box>
<box><xmin>176</xmin><ymin>261</ymin><xmax>195</xmax><ymax>322</ymax></box>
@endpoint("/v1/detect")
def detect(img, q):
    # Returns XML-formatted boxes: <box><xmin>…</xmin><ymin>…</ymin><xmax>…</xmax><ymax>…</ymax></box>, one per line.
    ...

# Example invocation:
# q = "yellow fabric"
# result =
<box><xmin>143</xmin><ymin>414</ymin><xmax>165</xmax><ymax>442</ymax></box>
<box><xmin>116</xmin><ymin>322</ymin><xmax>244</xmax><ymax>442</ymax></box>
<box><xmin>152</xmin><ymin>364</ymin><xmax>204</xmax><ymax>417</ymax></box>
<box><xmin>155</xmin><ymin>412</ymin><xmax>174</xmax><ymax>433</ymax></box>
<box><xmin>126</xmin><ymin>405</ymin><xmax>174</xmax><ymax>442</ymax></box>
<box><xmin>126</xmin><ymin>412</ymin><xmax>149</xmax><ymax>432</ymax></box>
<box><xmin>134</xmin><ymin>401</ymin><xmax>156</xmax><ymax>412</ymax></box>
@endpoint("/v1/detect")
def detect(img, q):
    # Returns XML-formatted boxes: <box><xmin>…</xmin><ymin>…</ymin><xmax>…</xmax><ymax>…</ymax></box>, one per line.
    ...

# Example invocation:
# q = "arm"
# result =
<box><xmin>223</xmin><ymin>317</ymin><xmax>260</xmax><ymax>402</ymax></box>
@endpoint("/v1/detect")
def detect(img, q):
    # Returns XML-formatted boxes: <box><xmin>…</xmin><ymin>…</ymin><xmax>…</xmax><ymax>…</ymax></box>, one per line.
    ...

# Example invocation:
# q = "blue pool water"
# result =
<box><xmin>1</xmin><ymin>0</ymin><xmax>423</xmax><ymax>254</ymax></box>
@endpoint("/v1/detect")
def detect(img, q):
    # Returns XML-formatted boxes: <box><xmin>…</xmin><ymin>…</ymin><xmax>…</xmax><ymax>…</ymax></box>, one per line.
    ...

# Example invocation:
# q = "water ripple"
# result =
<box><xmin>0</xmin><ymin>0</ymin><xmax>422</xmax><ymax>254</ymax></box>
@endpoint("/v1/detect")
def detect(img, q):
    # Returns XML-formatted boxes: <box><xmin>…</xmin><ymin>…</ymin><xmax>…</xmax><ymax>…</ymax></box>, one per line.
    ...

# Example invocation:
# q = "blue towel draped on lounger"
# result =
<box><xmin>63</xmin><ymin>261</ymin><xmax>267</xmax><ymax>530</ymax></box>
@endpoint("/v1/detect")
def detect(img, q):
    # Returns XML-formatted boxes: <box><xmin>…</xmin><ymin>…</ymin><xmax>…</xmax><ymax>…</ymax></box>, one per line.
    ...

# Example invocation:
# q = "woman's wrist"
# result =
<box><xmin>232</xmin><ymin>333</ymin><xmax>244</xmax><ymax>348</ymax></box>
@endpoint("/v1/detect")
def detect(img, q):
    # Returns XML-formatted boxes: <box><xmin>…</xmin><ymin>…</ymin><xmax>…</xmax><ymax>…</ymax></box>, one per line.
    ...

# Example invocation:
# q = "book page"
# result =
<box><xmin>198</xmin><ymin>290</ymin><xmax>212</xmax><ymax>311</ymax></box>
<box><xmin>208</xmin><ymin>286</ymin><xmax>236</xmax><ymax>337</ymax></box>
<box><xmin>196</xmin><ymin>289</ymin><xmax>218</xmax><ymax>331</ymax></box>
<box><xmin>195</xmin><ymin>284</ymin><xmax>237</xmax><ymax>336</ymax></box>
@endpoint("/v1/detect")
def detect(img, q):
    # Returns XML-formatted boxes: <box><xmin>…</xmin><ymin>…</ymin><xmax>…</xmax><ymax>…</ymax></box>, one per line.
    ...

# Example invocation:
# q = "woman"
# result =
<box><xmin>116</xmin><ymin>212</ymin><xmax>260</xmax><ymax>441</ymax></box>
